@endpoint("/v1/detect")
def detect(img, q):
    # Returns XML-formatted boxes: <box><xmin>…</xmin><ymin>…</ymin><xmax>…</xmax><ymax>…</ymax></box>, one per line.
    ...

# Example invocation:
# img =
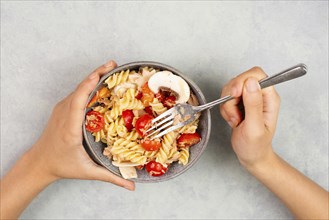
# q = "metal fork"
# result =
<box><xmin>146</xmin><ymin>63</ymin><xmax>308</xmax><ymax>139</ymax></box>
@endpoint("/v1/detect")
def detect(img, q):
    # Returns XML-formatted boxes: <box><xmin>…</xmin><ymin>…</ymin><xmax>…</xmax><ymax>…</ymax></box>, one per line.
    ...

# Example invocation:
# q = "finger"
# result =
<box><xmin>68</xmin><ymin>60</ymin><xmax>117</xmax><ymax>130</ymax></box>
<box><xmin>242</xmin><ymin>78</ymin><xmax>264</xmax><ymax>135</ymax></box>
<box><xmin>219</xmin><ymin>97</ymin><xmax>242</xmax><ymax>128</ymax></box>
<box><xmin>231</xmin><ymin>66</ymin><xmax>268</xmax><ymax>96</ymax></box>
<box><xmin>236</xmin><ymin>66</ymin><xmax>268</xmax><ymax>80</ymax></box>
<box><xmin>219</xmin><ymin>79</ymin><xmax>243</xmax><ymax>128</ymax></box>
<box><xmin>88</xmin><ymin>60</ymin><xmax>118</xmax><ymax>81</ymax></box>
<box><xmin>237</xmin><ymin>67</ymin><xmax>279</xmax><ymax>133</ymax></box>
<box><xmin>73</xmin><ymin>60</ymin><xmax>117</xmax><ymax>111</ymax></box>
<box><xmin>219</xmin><ymin>66</ymin><xmax>268</xmax><ymax>128</ymax></box>
<box><xmin>262</xmin><ymin>86</ymin><xmax>281</xmax><ymax>133</ymax></box>
<box><xmin>88</xmin><ymin>164</ymin><xmax>135</xmax><ymax>191</ymax></box>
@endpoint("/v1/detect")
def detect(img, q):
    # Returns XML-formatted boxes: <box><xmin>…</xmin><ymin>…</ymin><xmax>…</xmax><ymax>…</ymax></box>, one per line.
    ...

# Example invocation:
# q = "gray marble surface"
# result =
<box><xmin>1</xmin><ymin>1</ymin><xmax>328</xmax><ymax>219</ymax></box>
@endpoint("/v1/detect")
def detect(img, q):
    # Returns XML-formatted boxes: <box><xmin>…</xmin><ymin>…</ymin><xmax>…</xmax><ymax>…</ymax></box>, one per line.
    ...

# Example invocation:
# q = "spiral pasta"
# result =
<box><xmin>105</xmin><ymin>104</ymin><xmax>122</xmax><ymax>123</ymax></box>
<box><xmin>126</xmin><ymin>141</ymin><xmax>145</xmax><ymax>154</ymax></box>
<box><xmin>178</xmin><ymin>148</ymin><xmax>189</xmax><ymax>165</ymax></box>
<box><xmin>125</xmin><ymin>130</ymin><xmax>140</xmax><ymax>141</ymax></box>
<box><xmin>156</xmin><ymin>131</ymin><xmax>177</xmax><ymax>164</ymax></box>
<box><xmin>106</xmin><ymin>135</ymin><xmax>117</xmax><ymax>147</ymax></box>
<box><xmin>150</xmin><ymin>98</ymin><xmax>167</xmax><ymax>115</ymax></box>
<box><xmin>113</xmin><ymin>82</ymin><xmax>137</xmax><ymax>98</ymax></box>
<box><xmin>144</xmin><ymin>150</ymin><xmax>158</xmax><ymax>161</ymax></box>
<box><xmin>167</xmin><ymin>147</ymin><xmax>180</xmax><ymax>163</ymax></box>
<box><xmin>178</xmin><ymin>119</ymin><xmax>199</xmax><ymax>134</ymax></box>
<box><xmin>93</xmin><ymin>106</ymin><xmax>108</xmax><ymax>114</ymax></box>
<box><xmin>105</xmin><ymin>69</ymin><xmax>130</xmax><ymax>89</ymax></box>
<box><xmin>92</xmin><ymin>129</ymin><xmax>106</xmax><ymax>143</ymax></box>
<box><xmin>105</xmin><ymin>120</ymin><xmax>117</xmax><ymax>137</ymax></box>
<box><xmin>111</xmin><ymin>138</ymin><xmax>147</xmax><ymax>165</ymax></box>
<box><xmin>119</xmin><ymin>88</ymin><xmax>144</xmax><ymax>110</ymax></box>
<box><xmin>104</xmin><ymin>117</ymin><xmax>127</xmax><ymax>145</ymax></box>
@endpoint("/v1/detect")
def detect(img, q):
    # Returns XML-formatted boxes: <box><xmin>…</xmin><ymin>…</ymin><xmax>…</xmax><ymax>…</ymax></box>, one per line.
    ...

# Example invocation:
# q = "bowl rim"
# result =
<box><xmin>83</xmin><ymin>61</ymin><xmax>211</xmax><ymax>183</ymax></box>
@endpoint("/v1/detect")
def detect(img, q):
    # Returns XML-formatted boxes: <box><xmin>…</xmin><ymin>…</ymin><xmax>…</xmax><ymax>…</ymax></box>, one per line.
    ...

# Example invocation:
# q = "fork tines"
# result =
<box><xmin>145</xmin><ymin>108</ymin><xmax>177</xmax><ymax>139</ymax></box>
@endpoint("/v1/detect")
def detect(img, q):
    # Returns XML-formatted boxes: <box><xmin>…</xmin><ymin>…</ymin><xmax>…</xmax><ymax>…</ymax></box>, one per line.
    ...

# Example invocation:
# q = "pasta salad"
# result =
<box><xmin>85</xmin><ymin>67</ymin><xmax>202</xmax><ymax>179</ymax></box>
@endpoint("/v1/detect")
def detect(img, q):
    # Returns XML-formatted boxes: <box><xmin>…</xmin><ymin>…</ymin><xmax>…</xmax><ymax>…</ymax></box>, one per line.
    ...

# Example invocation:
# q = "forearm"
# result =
<box><xmin>1</xmin><ymin>146</ymin><xmax>57</xmax><ymax>219</ymax></box>
<box><xmin>247</xmin><ymin>150</ymin><xmax>329</xmax><ymax>219</ymax></box>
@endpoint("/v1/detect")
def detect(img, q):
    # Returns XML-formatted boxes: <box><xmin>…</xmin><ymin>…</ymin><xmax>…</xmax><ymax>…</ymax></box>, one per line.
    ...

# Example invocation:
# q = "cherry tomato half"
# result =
<box><xmin>85</xmin><ymin>110</ymin><xmax>105</xmax><ymax>132</ymax></box>
<box><xmin>163</xmin><ymin>95</ymin><xmax>176</xmax><ymax>108</ymax></box>
<box><xmin>145</xmin><ymin>161</ymin><xmax>168</xmax><ymax>177</ymax></box>
<box><xmin>177</xmin><ymin>133</ymin><xmax>201</xmax><ymax>148</ymax></box>
<box><xmin>135</xmin><ymin>91</ymin><xmax>143</xmax><ymax>100</ymax></box>
<box><xmin>122</xmin><ymin>109</ymin><xmax>134</xmax><ymax>132</ymax></box>
<box><xmin>141</xmin><ymin>139</ymin><xmax>161</xmax><ymax>151</ymax></box>
<box><xmin>155</xmin><ymin>92</ymin><xmax>165</xmax><ymax>102</ymax></box>
<box><xmin>144</xmin><ymin>106</ymin><xmax>153</xmax><ymax>116</ymax></box>
<box><xmin>135</xmin><ymin>114</ymin><xmax>153</xmax><ymax>136</ymax></box>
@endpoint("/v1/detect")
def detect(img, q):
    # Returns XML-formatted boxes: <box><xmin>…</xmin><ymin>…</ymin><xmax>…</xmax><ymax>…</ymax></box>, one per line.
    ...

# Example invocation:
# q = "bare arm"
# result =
<box><xmin>248</xmin><ymin>151</ymin><xmax>328</xmax><ymax>219</ymax></box>
<box><xmin>220</xmin><ymin>67</ymin><xmax>329</xmax><ymax>219</ymax></box>
<box><xmin>1</xmin><ymin>60</ymin><xmax>135</xmax><ymax>219</ymax></box>
<box><xmin>0</xmin><ymin>147</ymin><xmax>56</xmax><ymax>219</ymax></box>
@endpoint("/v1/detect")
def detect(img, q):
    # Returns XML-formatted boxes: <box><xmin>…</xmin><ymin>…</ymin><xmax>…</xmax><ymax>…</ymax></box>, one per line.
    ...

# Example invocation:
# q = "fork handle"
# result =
<box><xmin>195</xmin><ymin>63</ymin><xmax>307</xmax><ymax>112</ymax></box>
<box><xmin>259</xmin><ymin>63</ymin><xmax>307</xmax><ymax>89</ymax></box>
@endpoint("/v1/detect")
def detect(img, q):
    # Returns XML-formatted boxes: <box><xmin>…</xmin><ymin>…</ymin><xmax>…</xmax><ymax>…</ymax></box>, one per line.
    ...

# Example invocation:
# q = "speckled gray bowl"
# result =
<box><xmin>83</xmin><ymin>61</ymin><xmax>211</xmax><ymax>183</ymax></box>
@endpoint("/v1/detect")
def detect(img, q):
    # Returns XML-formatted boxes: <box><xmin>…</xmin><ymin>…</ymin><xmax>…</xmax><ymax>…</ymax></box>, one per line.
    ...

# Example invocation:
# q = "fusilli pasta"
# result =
<box><xmin>150</xmin><ymin>98</ymin><xmax>167</xmax><ymax>115</ymax></box>
<box><xmin>92</xmin><ymin>129</ymin><xmax>106</xmax><ymax>143</ymax></box>
<box><xmin>156</xmin><ymin>131</ymin><xmax>177</xmax><ymax>164</ymax></box>
<box><xmin>111</xmin><ymin>138</ymin><xmax>147</xmax><ymax>165</ymax></box>
<box><xmin>178</xmin><ymin>119</ymin><xmax>199</xmax><ymax>134</ymax></box>
<box><xmin>105</xmin><ymin>104</ymin><xmax>122</xmax><ymax>123</ymax></box>
<box><xmin>178</xmin><ymin>148</ymin><xmax>189</xmax><ymax>165</ymax></box>
<box><xmin>119</xmin><ymin>88</ymin><xmax>144</xmax><ymax>110</ymax></box>
<box><xmin>93</xmin><ymin>106</ymin><xmax>108</xmax><ymax>114</ymax></box>
<box><xmin>105</xmin><ymin>69</ymin><xmax>130</xmax><ymax>89</ymax></box>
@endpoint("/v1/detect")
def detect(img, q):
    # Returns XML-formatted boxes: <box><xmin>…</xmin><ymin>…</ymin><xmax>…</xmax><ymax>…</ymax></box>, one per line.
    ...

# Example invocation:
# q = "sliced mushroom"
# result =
<box><xmin>128</xmin><ymin>68</ymin><xmax>156</xmax><ymax>88</ymax></box>
<box><xmin>148</xmin><ymin>71</ymin><xmax>190</xmax><ymax>103</ymax></box>
<box><xmin>112</xmin><ymin>161</ymin><xmax>140</xmax><ymax>167</ymax></box>
<box><xmin>113</xmin><ymin>161</ymin><xmax>139</xmax><ymax>179</ymax></box>
<box><xmin>118</xmin><ymin>166</ymin><xmax>138</xmax><ymax>179</ymax></box>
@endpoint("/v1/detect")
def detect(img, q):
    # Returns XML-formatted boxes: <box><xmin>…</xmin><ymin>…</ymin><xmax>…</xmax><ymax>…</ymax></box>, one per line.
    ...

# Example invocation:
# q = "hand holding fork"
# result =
<box><xmin>146</xmin><ymin>63</ymin><xmax>307</xmax><ymax>139</ymax></box>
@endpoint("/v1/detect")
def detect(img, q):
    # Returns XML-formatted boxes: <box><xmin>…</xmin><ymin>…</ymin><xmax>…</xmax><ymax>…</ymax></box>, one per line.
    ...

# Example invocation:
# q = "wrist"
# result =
<box><xmin>24</xmin><ymin>143</ymin><xmax>59</xmax><ymax>184</ymax></box>
<box><xmin>242</xmin><ymin>148</ymin><xmax>278</xmax><ymax>175</ymax></box>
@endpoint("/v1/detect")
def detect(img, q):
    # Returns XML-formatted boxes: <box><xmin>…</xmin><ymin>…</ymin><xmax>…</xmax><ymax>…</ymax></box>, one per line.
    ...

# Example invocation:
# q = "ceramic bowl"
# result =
<box><xmin>83</xmin><ymin>61</ymin><xmax>211</xmax><ymax>183</ymax></box>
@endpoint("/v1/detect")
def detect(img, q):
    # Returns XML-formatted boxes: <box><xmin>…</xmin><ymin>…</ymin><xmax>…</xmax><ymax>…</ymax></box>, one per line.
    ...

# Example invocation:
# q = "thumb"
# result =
<box><xmin>68</xmin><ymin>60</ymin><xmax>117</xmax><ymax>130</ymax></box>
<box><xmin>242</xmin><ymin>78</ymin><xmax>264</xmax><ymax>134</ymax></box>
<box><xmin>72</xmin><ymin>60</ymin><xmax>117</xmax><ymax>112</ymax></box>
<box><xmin>88</xmin><ymin>164</ymin><xmax>135</xmax><ymax>191</ymax></box>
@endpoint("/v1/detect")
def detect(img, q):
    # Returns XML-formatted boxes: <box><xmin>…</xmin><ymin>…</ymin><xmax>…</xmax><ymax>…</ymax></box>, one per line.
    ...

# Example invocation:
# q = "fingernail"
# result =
<box><xmin>88</xmin><ymin>72</ymin><xmax>98</xmax><ymax>79</ymax></box>
<box><xmin>246</xmin><ymin>78</ymin><xmax>260</xmax><ymax>93</ymax></box>
<box><xmin>104</xmin><ymin>61</ymin><xmax>114</xmax><ymax>67</ymax></box>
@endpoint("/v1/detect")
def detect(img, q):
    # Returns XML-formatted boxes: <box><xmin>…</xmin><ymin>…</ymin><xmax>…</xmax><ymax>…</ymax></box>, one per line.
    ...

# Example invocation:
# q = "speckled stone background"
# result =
<box><xmin>1</xmin><ymin>1</ymin><xmax>328</xmax><ymax>219</ymax></box>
